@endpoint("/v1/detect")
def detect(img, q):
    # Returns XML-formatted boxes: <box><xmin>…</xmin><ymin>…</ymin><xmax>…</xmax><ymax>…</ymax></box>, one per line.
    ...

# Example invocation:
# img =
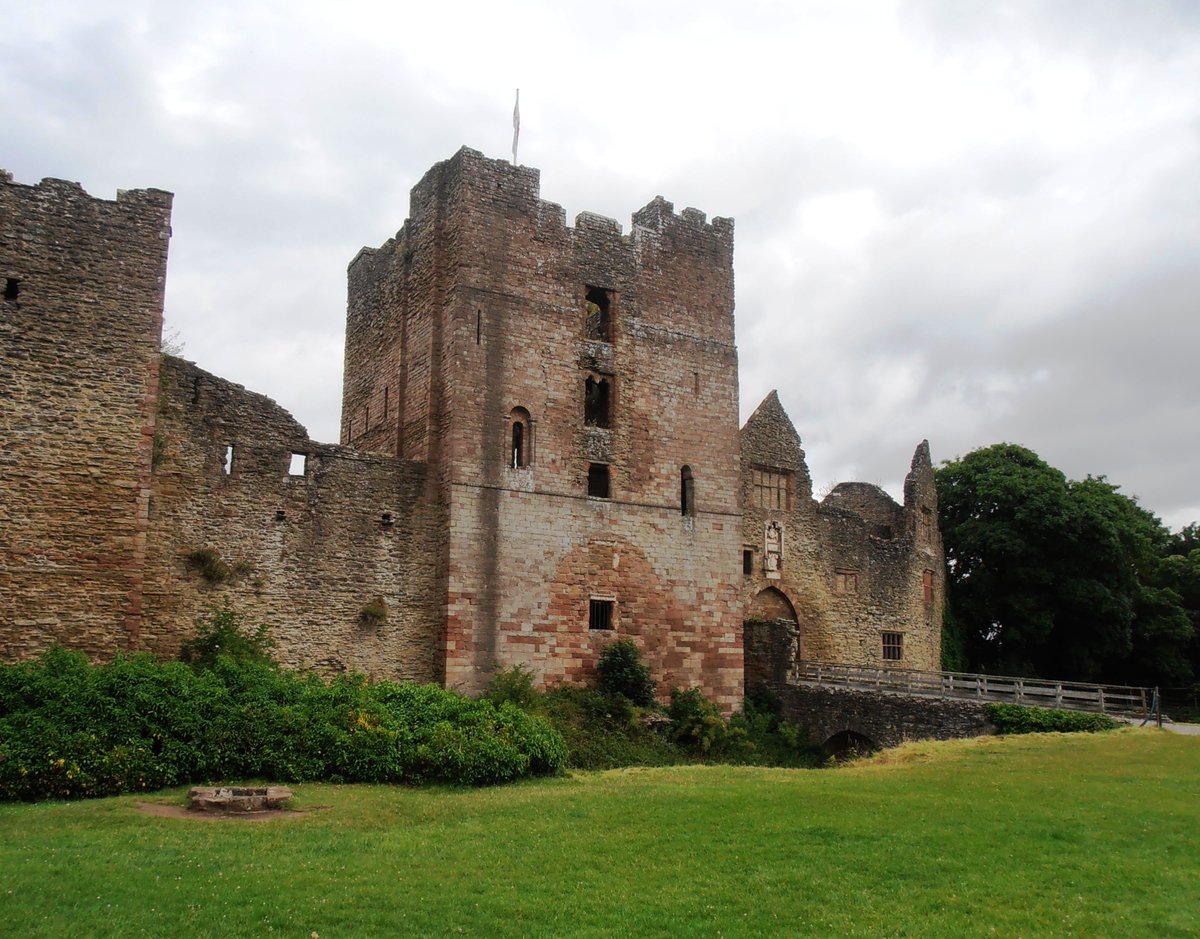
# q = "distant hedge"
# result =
<box><xmin>0</xmin><ymin>647</ymin><xmax>566</xmax><ymax>802</ymax></box>
<box><xmin>985</xmin><ymin>703</ymin><xmax>1119</xmax><ymax>735</ymax></box>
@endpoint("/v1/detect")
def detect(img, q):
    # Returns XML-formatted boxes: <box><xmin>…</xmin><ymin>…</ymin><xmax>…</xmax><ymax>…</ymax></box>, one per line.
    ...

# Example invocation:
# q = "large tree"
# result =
<box><xmin>936</xmin><ymin>444</ymin><xmax>1194</xmax><ymax>686</ymax></box>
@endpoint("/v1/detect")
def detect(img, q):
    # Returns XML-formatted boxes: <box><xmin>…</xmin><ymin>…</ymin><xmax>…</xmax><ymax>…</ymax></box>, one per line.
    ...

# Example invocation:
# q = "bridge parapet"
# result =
<box><xmin>796</xmin><ymin>663</ymin><xmax>1152</xmax><ymax>717</ymax></box>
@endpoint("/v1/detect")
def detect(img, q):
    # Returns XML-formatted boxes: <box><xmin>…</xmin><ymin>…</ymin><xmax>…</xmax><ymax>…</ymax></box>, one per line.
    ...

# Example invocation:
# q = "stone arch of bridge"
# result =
<box><xmin>822</xmin><ymin>728</ymin><xmax>879</xmax><ymax>759</ymax></box>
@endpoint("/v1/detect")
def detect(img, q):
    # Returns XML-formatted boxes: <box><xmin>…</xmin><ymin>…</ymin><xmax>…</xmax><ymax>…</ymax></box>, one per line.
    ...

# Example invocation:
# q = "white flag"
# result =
<box><xmin>512</xmin><ymin>88</ymin><xmax>520</xmax><ymax>165</ymax></box>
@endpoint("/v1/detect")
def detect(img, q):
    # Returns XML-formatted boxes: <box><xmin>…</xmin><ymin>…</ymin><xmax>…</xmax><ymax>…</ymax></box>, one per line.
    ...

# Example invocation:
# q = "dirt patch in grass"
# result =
<box><xmin>134</xmin><ymin>801</ymin><xmax>320</xmax><ymax>822</ymax></box>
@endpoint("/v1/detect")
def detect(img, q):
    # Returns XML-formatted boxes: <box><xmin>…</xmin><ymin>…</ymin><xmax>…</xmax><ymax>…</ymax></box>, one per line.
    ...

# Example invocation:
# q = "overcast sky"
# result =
<box><xmin>4</xmin><ymin>0</ymin><xmax>1198</xmax><ymax>529</ymax></box>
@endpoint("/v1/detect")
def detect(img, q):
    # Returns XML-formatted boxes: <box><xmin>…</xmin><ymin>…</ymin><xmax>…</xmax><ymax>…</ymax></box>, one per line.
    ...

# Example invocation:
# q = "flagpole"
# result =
<box><xmin>512</xmin><ymin>88</ymin><xmax>520</xmax><ymax>165</ymax></box>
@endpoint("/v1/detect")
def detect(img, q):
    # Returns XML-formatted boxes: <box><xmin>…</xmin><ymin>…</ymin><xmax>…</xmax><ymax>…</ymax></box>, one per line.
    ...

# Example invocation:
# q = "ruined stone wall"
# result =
<box><xmin>740</xmin><ymin>393</ymin><xmax>943</xmax><ymax>675</ymax></box>
<box><xmin>142</xmin><ymin>356</ymin><xmax>442</xmax><ymax>679</ymax></box>
<box><xmin>0</xmin><ymin>173</ymin><xmax>172</xmax><ymax>659</ymax></box>
<box><xmin>347</xmin><ymin>148</ymin><xmax>744</xmax><ymax>707</ymax></box>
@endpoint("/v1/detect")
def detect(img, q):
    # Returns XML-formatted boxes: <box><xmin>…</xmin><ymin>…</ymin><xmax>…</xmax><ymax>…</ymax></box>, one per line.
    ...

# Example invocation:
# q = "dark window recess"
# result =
<box><xmin>275</xmin><ymin>509</ymin><xmax>286</xmax><ymax>522</ymax></box>
<box><xmin>584</xmin><ymin>376</ymin><xmax>611</xmax><ymax>427</ymax></box>
<box><xmin>383</xmin><ymin>386</ymin><xmax>389</xmax><ymax>420</ymax></box>
<box><xmin>882</xmin><ymin>632</ymin><xmax>904</xmax><ymax>661</ymax></box>
<box><xmin>587</xmin><ymin>463</ymin><xmax>611</xmax><ymax>499</ymax></box>
<box><xmin>511</xmin><ymin>421</ymin><xmax>525</xmax><ymax>468</ymax></box>
<box><xmin>743</xmin><ymin>549</ymin><xmax>754</xmax><ymax>576</ymax></box>
<box><xmin>589</xmin><ymin>598</ymin><xmax>614</xmax><ymax>631</ymax></box>
<box><xmin>584</xmin><ymin>286</ymin><xmax>612</xmax><ymax>341</ymax></box>
<box><xmin>4</xmin><ymin>278</ymin><xmax>19</xmax><ymax>301</ymax></box>
<box><xmin>680</xmin><ymin>465</ymin><xmax>695</xmax><ymax>517</ymax></box>
<box><xmin>476</xmin><ymin>309</ymin><xmax>482</xmax><ymax>345</ymax></box>
<box><xmin>381</xmin><ymin>512</ymin><xmax>394</xmax><ymax>526</ymax></box>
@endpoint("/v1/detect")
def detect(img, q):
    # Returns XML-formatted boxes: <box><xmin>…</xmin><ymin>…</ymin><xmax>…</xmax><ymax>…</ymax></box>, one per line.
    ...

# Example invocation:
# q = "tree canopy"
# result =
<box><xmin>936</xmin><ymin>444</ymin><xmax>1196</xmax><ymax>687</ymax></box>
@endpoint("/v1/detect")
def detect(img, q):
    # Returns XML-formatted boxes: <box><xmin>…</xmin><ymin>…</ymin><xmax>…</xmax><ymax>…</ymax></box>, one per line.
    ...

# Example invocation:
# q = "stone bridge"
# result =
<box><xmin>773</xmin><ymin>663</ymin><xmax>1153</xmax><ymax>753</ymax></box>
<box><xmin>777</xmin><ymin>682</ymin><xmax>995</xmax><ymax>753</ymax></box>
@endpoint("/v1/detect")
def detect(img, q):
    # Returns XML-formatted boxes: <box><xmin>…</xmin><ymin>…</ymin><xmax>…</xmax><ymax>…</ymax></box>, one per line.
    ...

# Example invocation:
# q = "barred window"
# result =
<box><xmin>882</xmin><ymin>632</ymin><xmax>903</xmax><ymax>661</ymax></box>
<box><xmin>589</xmin><ymin>598</ymin><xmax>614</xmax><ymax>631</ymax></box>
<box><xmin>752</xmin><ymin>468</ymin><xmax>790</xmax><ymax>511</ymax></box>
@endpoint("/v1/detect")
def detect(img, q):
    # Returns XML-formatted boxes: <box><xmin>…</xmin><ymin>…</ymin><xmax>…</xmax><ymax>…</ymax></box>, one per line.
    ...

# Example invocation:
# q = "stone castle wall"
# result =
<box><xmin>141</xmin><ymin>356</ymin><xmax>444</xmax><ymax>679</ymax></box>
<box><xmin>0</xmin><ymin>173</ymin><xmax>172</xmax><ymax>659</ymax></box>
<box><xmin>741</xmin><ymin>393</ymin><xmax>943</xmax><ymax>675</ymax></box>
<box><xmin>0</xmin><ymin>151</ymin><xmax>944</xmax><ymax>709</ymax></box>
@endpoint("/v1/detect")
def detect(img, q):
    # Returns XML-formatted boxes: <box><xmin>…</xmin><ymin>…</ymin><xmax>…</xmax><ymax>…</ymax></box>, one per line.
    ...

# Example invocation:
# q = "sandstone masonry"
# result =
<box><xmin>0</xmin><ymin>148</ymin><xmax>943</xmax><ymax>705</ymax></box>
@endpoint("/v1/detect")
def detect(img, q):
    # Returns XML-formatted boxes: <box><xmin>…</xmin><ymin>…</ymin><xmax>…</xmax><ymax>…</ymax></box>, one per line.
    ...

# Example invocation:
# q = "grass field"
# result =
<box><xmin>1</xmin><ymin>729</ymin><xmax>1196</xmax><ymax>938</ymax></box>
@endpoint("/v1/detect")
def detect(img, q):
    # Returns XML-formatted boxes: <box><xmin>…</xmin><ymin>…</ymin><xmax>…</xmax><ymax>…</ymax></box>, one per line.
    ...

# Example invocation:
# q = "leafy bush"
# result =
<box><xmin>536</xmin><ymin>686</ymin><xmax>686</xmax><ymax>770</ymax></box>
<box><xmin>985</xmin><ymin>703</ymin><xmax>1119</xmax><ymax>734</ymax></box>
<box><xmin>485</xmin><ymin>664</ymin><xmax>539</xmax><ymax>711</ymax></box>
<box><xmin>668</xmin><ymin>687</ymin><xmax>729</xmax><ymax>753</ymax></box>
<box><xmin>0</xmin><ymin>645</ymin><xmax>566</xmax><ymax>802</ymax></box>
<box><xmin>596</xmin><ymin>639</ymin><xmax>656</xmax><ymax>706</ymax></box>
<box><xmin>179</xmin><ymin>605</ymin><xmax>276</xmax><ymax>669</ymax></box>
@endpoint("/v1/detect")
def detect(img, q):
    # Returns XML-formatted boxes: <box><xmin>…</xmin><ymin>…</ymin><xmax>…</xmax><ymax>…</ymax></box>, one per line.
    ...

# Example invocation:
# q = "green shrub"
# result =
<box><xmin>668</xmin><ymin>687</ymin><xmax>729</xmax><ymax>754</ymax></box>
<box><xmin>596</xmin><ymin>639</ymin><xmax>656</xmax><ymax>706</ymax></box>
<box><xmin>179</xmin><ymin>605</ymin><xmax>276</xmax><ymax>669</ymax></box>
<box><xmin>485</xmin><ymin>663</ymin><xmax>539</xmax><ymax>711</ymax></box>
<box><xmin>986</xmin><ymin>703</ymin><xmax>1119</xmax><ymax>734</ymax></box>
<box><xmin>0</xmin><ymin>645</ymin><xmax>566</xmax><ymax>802</ymax></box>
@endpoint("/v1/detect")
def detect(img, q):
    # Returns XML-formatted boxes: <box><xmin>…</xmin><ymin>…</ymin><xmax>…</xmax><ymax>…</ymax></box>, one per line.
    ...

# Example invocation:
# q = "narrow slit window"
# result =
<box><xmin>882</xmin><ymin>632</ymin><xmax>904</xmax><ymax>661</ymax></box>
<box><xmin>509</xmin><ymin>407</ymin><xmax>531</xmax><ymax>467</ymax></box>
<box><xmin>584</xmin><ymin>286</ymin><xmax>612</xmax><ymax>342</ymax></box>
<box><xmin>587</xmin><ymin>463</ymin><xmax>611</xmax><ymax>499</ymax></box>
<box><xmin>289</xmin><ymin>452</ymin><xmax>307</xmax><ymax>476</ymax></box>
<box><xmin>589</xmin><ymin>598</ymin><xmax>614</xmax><ymax>631</ymax></box>
<box><xmin>680</xmin><ymin>465</ymin><xmax>694</xmax><ymax>517</ymax></box>
<box><xmin>4</xmin><ymin>278</ymin><xmax>19</xmax><ymax>301</ymax></box>
<box><xmin>383</xmin><ymin>386</ymin><xmax>389</xmax><ymax>420</ymax></box>
<box><xmin>511</xmin><ymin>421</ymin><xmax>524</xmax><ymax>468</ymax></box>
<box><xmin>584</xmin><ymin>376</ymin><xmax>611</xmax><ymax>428</ymax></box>
<box><xmin>222</xmin><ymin>444</ymin><xmax>234</xmax><ymax>475</ymax></box>
<box><xmin>742</xmin><ymin>549</ymin><xmax>754</xmax><ymax>576</ymax></box>
<box><xmin>476</xmin><ymin>310</ymin><xmax>482</xmax><ymax>344</ymax></box>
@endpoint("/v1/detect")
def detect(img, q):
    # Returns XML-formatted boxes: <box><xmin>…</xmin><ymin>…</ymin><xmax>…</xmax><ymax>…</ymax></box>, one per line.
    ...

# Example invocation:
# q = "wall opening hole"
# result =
<box><xmin>743</xmin><ymin>549</ymin><xmax>754</xmax><ymax>576</ymax></box>
<box><xmin>288</xmin><ymin>453</ymin><xmax>307</xmax><ymax>476</ymax></box>
<box><xmin>584</xmin><ymin>286</ymin><xmax>612</xmax><ymax>341</ymax></box>
<box><xmin>680</xmin><ymin>465</ymin><xmax>694</xmax><ymax>517</ymax></box>
<box><xmin>587</xmin><ymin>463</ymin><xmax>611</xmax><ymax>499</ymax></box>
<box><xmin>275</xmin><ymin>509</ymin><xmax>286</xmax><ymax>522</ymax></box>
<box><xmin>381</xmin><ymin>512</ymin><xmax>394</xmax><ymax>526</ymax></box>
<box><xmin>5</xmin><ymin>278</ymin><xmax>20</xmax><ymax>301</ymax></box>
<box><xmin>222</xmin><ymin>444</ymin><xmax>234</xmax><ymax>475</ymax></box>
<box><xmin>589</xmin><ymin>598</ymin><xmax>614</xmax><ymax>631</ymax></box>
<box><xmin>584</xmin><ymin>376</ymin><xmax>611</xmax><ymax>428</ymax></box>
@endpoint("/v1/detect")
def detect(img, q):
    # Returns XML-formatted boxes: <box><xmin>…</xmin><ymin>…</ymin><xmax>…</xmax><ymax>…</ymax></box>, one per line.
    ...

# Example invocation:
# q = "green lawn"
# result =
<box><xmin>1</xmin><ymin>729</ymin><xmax>1196</xmax><ymax>938</ymax></box>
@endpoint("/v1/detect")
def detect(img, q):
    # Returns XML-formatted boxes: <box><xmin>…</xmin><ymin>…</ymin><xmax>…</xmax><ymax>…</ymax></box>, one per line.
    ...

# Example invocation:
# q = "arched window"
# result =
<box><xmin>509</xmin><ymin>407</ymin><xmax>531</xmax><ymax>467</ymax></box>
<box><xmin>680</xmin><ymin>465</ymin><xmax>695</xmax><ymax>517</ymax></box>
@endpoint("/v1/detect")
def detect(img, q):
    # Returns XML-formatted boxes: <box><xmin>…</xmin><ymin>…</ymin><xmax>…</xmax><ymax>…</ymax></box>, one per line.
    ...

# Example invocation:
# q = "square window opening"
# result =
<box><xmin>288</xmin><ymin>452</ymin><xmax>307</xmax><ymax>476</ymax></box>
<box><xmin>589</xmin><ymin>598</ymin><xmax>614</xmax><ymax>631</ymax></box>
<box><xmin>587</xmin><ymin>463</ymin><xmax>611</xmax><ymax>499</ymax></box>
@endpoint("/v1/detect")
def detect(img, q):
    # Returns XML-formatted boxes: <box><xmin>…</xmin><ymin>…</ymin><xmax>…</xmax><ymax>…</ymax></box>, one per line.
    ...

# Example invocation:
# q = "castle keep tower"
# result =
<box><xmin>0</xmin><ymin>173</ymin><xmax>172</xmax><ymax>657</ymax></box>
<box><xmin>343</xmin><ymin>148</ymin><xmax>745</xmax><ymax>705</ymax></box>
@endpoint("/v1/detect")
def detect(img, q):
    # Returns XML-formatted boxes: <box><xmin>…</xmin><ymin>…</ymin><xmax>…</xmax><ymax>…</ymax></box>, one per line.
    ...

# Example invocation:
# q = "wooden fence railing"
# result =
<box><xmin>794</xmin><ymin>662</ymin><xmax>1153</xmax><ymax>716</ymax></box>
